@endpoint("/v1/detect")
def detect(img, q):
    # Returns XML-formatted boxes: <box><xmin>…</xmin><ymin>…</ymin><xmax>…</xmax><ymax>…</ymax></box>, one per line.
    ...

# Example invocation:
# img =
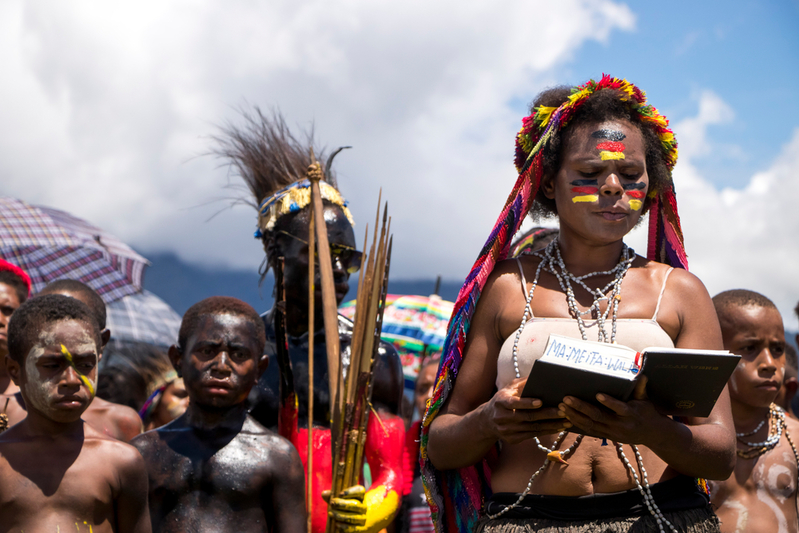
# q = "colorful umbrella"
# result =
<box><xmin>0</xmin><ymin>196</ymin><xmax>148</xmax><ymax>303</ymax></box>
<box><xmin>106</xmin><ymin>290</ymin><xmax>182</xmax><ymax>349</ymax></box>
<box><xmin>340</xmin><ymin>294</ymin><xmax>454</xmax><ymax>389</ymax></box>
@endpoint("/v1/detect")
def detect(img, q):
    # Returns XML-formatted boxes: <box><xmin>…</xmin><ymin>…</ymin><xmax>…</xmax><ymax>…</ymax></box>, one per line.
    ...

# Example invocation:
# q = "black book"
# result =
<box><xmin>521</xmin><ymin>334</ymin><xmax>740</xmax><ymax>417</ymax></box>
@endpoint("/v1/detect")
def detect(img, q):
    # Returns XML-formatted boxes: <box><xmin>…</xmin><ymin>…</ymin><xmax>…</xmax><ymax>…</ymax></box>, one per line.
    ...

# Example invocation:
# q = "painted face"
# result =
<box><xmin>278</xmin><ymin>205</ymin><xmax>358</xmax><ymax>308</ymax></box>
<box><xmin>0</xmin><ymin>282</ymin><xmax>22</xmax><ymax>357</ymax></box>
<box><xmin>547</xmin><ymin>120</ymin><xmax>649</xmax><ymax>242</ymax></box>
<box><xmin>21</xmin><ymin>319</ymin><xmax>99</xmax><ymax>423</ymax></box>
<box><xmin>154</xmin><ymin>378</ymin><xmax>189</xmax><ymax>424</ymax></box>
<box><xmin>722</xmin><ymin>305</ymin><xmax>786</xmax><ymax>408</ymax></box>
<box><xmin>414</xmin><ymin>362</ymin><xmax>438</xmax><ymax>419</ymax></box>
<box><xmin>179</xmin><ymin>314</ymin><xmax>264</xmax><ymax>409</ymax></box>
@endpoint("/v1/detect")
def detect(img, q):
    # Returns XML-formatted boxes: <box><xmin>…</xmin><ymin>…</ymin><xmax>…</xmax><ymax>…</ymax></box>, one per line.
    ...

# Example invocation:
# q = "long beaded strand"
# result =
<box><xmin>497</xmin><ymin>239</ymin><xmax>677</xmax><ymax>533</ymax></box>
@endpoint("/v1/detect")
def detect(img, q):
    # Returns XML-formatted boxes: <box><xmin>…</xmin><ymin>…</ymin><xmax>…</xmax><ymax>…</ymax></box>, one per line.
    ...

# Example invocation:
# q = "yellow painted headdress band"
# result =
<box><xmin>254</xmin><ymin>178</ymin><xmax>354</xmax><ymax>238</ymax></box>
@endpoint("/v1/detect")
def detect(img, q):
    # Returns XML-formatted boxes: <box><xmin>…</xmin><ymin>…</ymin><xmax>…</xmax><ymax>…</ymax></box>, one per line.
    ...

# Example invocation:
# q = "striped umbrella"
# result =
<box><xmin>0</xmin><ymin>196</ymin><xmax>148</xmax><ymax>303</ymax></box>
<box><xmin>106</xmin><ymin>290</ymin><xmax>181</xmax><ymax>349</ymax></box>
<box><xmin>340</xmin><ymin>294</ymin><xmax>454</xmax><ymax>390</ymax></box>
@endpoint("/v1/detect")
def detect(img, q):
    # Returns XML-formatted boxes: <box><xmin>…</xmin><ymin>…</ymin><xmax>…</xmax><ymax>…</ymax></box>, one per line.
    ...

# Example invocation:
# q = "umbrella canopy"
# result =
<box><xmin>106</xmin><ymin>290</ymin><xmax>181</xmax><ymax>349</ymax></box>
<box><xmin>0</xmin><ymin>196</ymin><xmax>148</xmax><ymax>303</ymax></box>
<box><xmin>340</xmin><ymin>294</ymin><xmax>454</xmax><ymax>389</ymax></box>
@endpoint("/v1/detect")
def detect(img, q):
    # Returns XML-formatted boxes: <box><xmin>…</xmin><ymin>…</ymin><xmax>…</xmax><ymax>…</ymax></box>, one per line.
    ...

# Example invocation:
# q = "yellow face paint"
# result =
<box><xmin>571</xmin><ymin>195</ymin><xmax>598</xmax><ymax>203</ymax></box>
<box><xmin>600</xmin><ymin>151</ymin><xmax>625</xmax><ymax>161</ymax></box>
<box><xmin>60</xmin><ymin>344</ymin><xmax>95</xmax><ymax>397</ymax></box>
<box><xmin>628</xmin><ymin>199</ymin><xmax>643</xmax><ymax>211</ymax></box>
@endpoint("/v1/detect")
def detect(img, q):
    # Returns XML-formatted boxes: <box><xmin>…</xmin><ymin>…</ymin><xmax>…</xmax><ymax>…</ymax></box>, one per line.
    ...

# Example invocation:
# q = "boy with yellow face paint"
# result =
<box><xmin>0</xmin><ymin>294</ymin><xmax>150</xmax><ymax>533</ymax></box>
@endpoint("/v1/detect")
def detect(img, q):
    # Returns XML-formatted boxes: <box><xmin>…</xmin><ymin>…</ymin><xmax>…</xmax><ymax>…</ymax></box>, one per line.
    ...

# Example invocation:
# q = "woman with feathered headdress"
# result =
<box><xmin>422</xmin><ymin>77</ymin><xmax>735</xmax><ymax>533</ymax></box>
<box><xmin>215</xmin><ymin>109</ymin><xmax>406</xmax><ymax>533</ymax></box>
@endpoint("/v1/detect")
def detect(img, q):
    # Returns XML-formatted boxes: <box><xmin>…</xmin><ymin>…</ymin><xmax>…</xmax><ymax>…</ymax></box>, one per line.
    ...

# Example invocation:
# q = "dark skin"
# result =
<box><xmin>0</xmin><ymin>318</ymin><xmax>150</xmax><ymax>532</ymax></box>
<box><xmin>0</xmin><ymin>282</ymin><xmax>22</xmax><ymax>395</ymax></box>
<box><xmin>427</xmin><ymin>120</ymin><xmax>735</xmax><ymax>496</ymax></box>
<box><xmin>710</xmin><ymin>304</ymin><xmax>798</xmax><ymax>533</ymax></box>
<box><xmin>253</xmin><ymin>203</ymin><xmax>404</xmax><ymax>428</ymax></box>
<box><xmin>3</xmin><ymin>288</ymin><xmax>144</xmax><ymax>441</ymax></box>
<box><xmin>251</xmin><ymin>203</ymin><xmax>405</xmax><ymax>532</ymax></box>
<box><xmin>131</xmin><ymin>313</ymin><xmax>306</xmax><ymax>533</ymax></box>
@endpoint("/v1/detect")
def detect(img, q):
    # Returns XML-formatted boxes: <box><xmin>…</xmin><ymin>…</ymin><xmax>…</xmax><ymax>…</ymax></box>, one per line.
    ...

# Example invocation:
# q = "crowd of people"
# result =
<box><xmin>0</xmin><ymin>75</ymin><xmax>795</xmax><ymax>533</ymax></box>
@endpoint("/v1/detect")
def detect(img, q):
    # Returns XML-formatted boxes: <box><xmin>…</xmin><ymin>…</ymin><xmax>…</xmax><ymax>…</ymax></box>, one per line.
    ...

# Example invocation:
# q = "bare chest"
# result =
<box><xmin>0</xmin><ymin>448</ymin><xmax>115</xmax><ymax>527</ymax></box>
<box><xmin>147</xmin><ymin>433</ymin><xmax>272</xmax><ymax>503</ymax></box>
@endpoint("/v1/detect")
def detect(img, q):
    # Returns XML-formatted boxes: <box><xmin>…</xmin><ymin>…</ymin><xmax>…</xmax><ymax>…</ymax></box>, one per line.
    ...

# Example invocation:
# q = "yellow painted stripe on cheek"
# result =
<box><xmin>600</xmin><ymin>151</ymin><xmax>625</xmax><ymax>161</ymax></box>
<box><xmin>628</xmin><ymin>199</ymin><xmax>643</xmax><ymax>211</ymax></box>
<box><xmin>60</xmin><ymin>344</ymin><xmax>95</xmax><ymax>397</ymax></box>
<box><xmin>572</xmin><ymin>195</ymin><xmax>598</xmax><ymax>203</ymax></box>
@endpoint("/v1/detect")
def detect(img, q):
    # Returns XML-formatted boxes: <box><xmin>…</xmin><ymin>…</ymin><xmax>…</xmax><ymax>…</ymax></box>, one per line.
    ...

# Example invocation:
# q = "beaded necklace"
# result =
<box><xmin>736</xmin><ymin>404</ymin><xmax>799</xmax><ymax>462</ymax></box>
<box><xmin>490</xmin><ymin>239</ymin><xmax>678</xmax><ymax>532</ymax></box>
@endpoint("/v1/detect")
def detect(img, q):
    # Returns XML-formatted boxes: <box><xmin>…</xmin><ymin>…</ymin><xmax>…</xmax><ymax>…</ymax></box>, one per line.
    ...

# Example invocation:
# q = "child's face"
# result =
<box><xmin>19</xmin><ymin>319</ymin><xmax>98</xmax><ymax>423</ymax></box>
<box><xmin>177</xmin><ymin>314</ymin><xmax>265</xmax><ymax>409</ymax></box>
<box><xmin>723</xmin><ymin>305</ymin><xmax>786</xmax><ymax>408</ymax></box>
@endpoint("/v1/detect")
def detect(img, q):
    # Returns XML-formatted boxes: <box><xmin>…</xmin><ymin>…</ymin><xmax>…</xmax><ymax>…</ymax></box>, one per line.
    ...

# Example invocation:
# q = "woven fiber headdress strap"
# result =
<box><xmin>419</xmin><ymin>75</ymin><xmax>686</xmax><ymax>533</ymax></box>
<box><xmin>254</xmin><ymin>177</ymin><xmax>354</xmax><ymax>238</ymax></box>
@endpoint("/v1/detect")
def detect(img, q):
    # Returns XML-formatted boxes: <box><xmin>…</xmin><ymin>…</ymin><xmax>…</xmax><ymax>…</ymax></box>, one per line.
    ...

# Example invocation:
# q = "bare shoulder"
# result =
<box><xmin>129</xmin><ymin>426</ymin><xmax>165</xmax><ymax>456</ymax></box>
<box><xmin>84</xmin><ymin>425</ymin><xmax>146</xmax><ymax>473</ymax></box>
<box><xmin>86</xmin><ymin>397</ymin><xmax>143</xmax><ymax>441</ymax></box>
<box><xmin>241</xmin><ymin>415</ymin><xmax>302</xmax><ymax>470</ymax></box>
<box><xmin>660</xmin><ymin>264</ymin><xmax>711</xmax><ymax>296</ymax></box>
<box><xmin>783</xmin><ymin>413</ymin><xmax>799</xmax><ymax>444</ymax></box>
<box><xmin>480</xmin><ymin>257</ymin><xmax>530</xmax><ymax>311</ymax></box>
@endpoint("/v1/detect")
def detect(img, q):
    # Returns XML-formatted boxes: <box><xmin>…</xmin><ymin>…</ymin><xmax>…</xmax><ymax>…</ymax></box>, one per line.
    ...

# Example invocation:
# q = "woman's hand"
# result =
<box><xmin>485</xmin><ymin>377</ymin><xmax>571</xmax><ymax>444</ymax></box>
<box><xmin>557</xmin><ymin>376</ymin><xmax>668</xmax><ymax>447</ymax></box>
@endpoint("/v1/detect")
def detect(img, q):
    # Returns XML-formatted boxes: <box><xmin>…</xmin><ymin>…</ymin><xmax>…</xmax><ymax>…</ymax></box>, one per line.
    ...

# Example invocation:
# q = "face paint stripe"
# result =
<box><xmin>61</xmin><ymin>344</ymin><xmax>95</xmax><ymax>396</ymax></box>
<box><xmin>572</xmin><ymin>195</ymin><xmax>598</xmax><ymax>203</ymax></box>
<box><xmin>571</xmin><ymin>179</ymin><xmax>598</xmax><ymax>186</ymax></box>
<box><xmin>600</xmin><ymin>151</ymin><xmax>625</xmax><ymax>161</ymax></box>
<box><xmin>623</xmin><ymin>182</ymin><xmax>646</xmax><ymax>190</ymax></box>
<box><xmin>625</xmin><ymin>190</ymin><xmax>645</xmax><ymax>199</ymax></box>
<box><xmin>595</xmin><ymin>141</ymin><xmax>625</xmax><ymax>152</ymax></box>
<box><xmin>570</xmin><ymin>186</ymin><xmax>599</xmax><ymax>194</ymax></box>
<box><xmin>591</xmin><ymin>129</ymin><xmax>626</xmax><ymax>141</ymax></box>
<box><xmin>628</xmin><ymin>199</ymin><xmax>643</xmax><ymax>211</ymax></box>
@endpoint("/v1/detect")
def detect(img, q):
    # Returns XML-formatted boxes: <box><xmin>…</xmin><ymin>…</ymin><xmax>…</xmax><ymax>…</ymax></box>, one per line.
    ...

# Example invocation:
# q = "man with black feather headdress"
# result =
<box><xmin>215</xmin><ymin>109</ymin><xmax>406</xmax><ymax>533</ymax></box>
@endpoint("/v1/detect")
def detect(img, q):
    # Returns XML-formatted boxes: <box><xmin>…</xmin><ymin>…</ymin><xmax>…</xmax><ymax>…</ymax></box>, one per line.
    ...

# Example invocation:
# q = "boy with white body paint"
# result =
<box><xmin>709</xmin><ymin>289</ymin><xmax>799</xmax><ymax>533</ymax></box>
<box><xmin>0</xmin><ymin>294</ymin><xmax>150</xmax><ymax>532</ymax></box>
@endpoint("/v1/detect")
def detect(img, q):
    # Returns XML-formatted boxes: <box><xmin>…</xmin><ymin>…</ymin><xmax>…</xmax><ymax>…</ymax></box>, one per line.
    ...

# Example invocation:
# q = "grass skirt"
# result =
<box><xmin>475</xmin><ymin>505</ymin><xmax>719</xmax><ymax>533</ymax></box>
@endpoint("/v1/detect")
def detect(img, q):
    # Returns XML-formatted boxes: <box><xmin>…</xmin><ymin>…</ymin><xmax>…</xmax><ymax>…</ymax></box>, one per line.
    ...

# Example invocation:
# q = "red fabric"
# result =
<box><xmin>0</xmin><ymin>259</ymin><xmax>31</xmax><ymax>297</ymax></box>
<box><xmin>280</xmin><ymin>397</ymin><xmax>405</xmax><ymax>533</ymax></box>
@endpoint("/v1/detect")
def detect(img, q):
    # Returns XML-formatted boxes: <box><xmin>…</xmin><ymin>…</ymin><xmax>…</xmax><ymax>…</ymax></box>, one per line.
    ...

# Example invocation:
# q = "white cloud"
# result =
<box><xmin>631</xmin><ymin>91</ymin><xmax>799</xmax><ymax>328</ymax></box>
<box><xmin>0</xmin><ymin>0</ymin><xmax>635</xmax><ymax>279</ymax></box>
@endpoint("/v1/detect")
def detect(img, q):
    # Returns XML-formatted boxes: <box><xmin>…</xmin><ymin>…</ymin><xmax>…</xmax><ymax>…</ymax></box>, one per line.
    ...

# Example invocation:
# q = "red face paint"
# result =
<box><xmin>625</xmin><ymin>190</ymin><xmax>645</xmax><ymax>199</ymax></box>
<box><xmin>596</xmin><ymin>141</ymin><xmax>625</xmax><ymax>152</ymax></box>
<box><xmin>571</xmin><ymin>186</ymin><xmax>599</xmax><ymax>194</ymax></box>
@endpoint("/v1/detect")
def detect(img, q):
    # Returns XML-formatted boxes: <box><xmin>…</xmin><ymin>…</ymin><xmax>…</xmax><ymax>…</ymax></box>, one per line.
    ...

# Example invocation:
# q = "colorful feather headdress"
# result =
<box><xmin>419</xmin><ymin>75</ymin><xmax>687</xmax><ymax>533</ymax></box>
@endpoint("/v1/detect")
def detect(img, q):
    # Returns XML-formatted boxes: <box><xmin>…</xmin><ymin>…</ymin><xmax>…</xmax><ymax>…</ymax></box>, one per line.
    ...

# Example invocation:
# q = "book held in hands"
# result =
<box><xmin>521</xmin><ymin>334</ymin><xmax>740</xmax><ymax>417</ymax></box>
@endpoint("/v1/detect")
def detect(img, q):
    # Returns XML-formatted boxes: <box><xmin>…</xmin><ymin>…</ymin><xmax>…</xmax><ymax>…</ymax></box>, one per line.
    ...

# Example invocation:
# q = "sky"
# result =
<box><xmin>0</xmin><ymin>0</ymin><xmax>798</xmax><ymax>325</ymax></box>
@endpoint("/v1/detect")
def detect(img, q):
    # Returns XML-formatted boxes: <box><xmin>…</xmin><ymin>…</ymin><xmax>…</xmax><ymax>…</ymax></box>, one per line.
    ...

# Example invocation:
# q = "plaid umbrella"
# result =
<box><xmin>106</xmin><ymin>290</ymin><xmax>181</xmax><ymax>348</ymax></box>
<box><xmin>0</xmin><ymin>196</ymin><xmax>148</xmax><ymax>303</ymax></box>
<box><xmin>340</xmin><ymin>294</ymin><xmax>454</xmax><ymax>390</ymax></box>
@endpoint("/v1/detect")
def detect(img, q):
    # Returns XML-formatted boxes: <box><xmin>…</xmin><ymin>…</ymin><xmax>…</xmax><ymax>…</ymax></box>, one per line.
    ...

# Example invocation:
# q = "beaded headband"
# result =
<box><xmin>254</xmin><ymin>178</ymin><xmax>354</xmax><ymax>238</ymax></box>
<box><xmin>420</xmin><ymin>75</ymin><xmax>688</xmax><ymax>533</ymax></box>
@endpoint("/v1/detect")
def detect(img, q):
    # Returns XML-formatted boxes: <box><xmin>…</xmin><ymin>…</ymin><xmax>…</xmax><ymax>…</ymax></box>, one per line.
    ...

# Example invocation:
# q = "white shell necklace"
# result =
<box><xmin>490</xmin><ymin>239</ymin><xmax>677</xmax><ymax>533</ymax></box>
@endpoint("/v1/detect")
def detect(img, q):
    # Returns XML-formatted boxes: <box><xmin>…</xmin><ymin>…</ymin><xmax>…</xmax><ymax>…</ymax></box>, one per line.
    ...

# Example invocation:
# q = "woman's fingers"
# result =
<box><xmin>496</xmin><ymin>394</ymin><xmax>541</xmax><ymax>410</ymax></box>
<box><xmin>595</xmin><ymin>394</ymin><xmax>631</xmax><ymax>416</ymax></box>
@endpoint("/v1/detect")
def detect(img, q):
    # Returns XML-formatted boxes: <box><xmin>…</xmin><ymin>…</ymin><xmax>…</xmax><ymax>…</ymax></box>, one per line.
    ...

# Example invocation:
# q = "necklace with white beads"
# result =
<box><xmin>494</xmin><ymin>239</ymin><xmax>677</xmax><ymax>532</ymax></box>
<box><xmin>735</xmin><ymin>417</ymin><xmax>767</xmax><ymax>438</ymax></box>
